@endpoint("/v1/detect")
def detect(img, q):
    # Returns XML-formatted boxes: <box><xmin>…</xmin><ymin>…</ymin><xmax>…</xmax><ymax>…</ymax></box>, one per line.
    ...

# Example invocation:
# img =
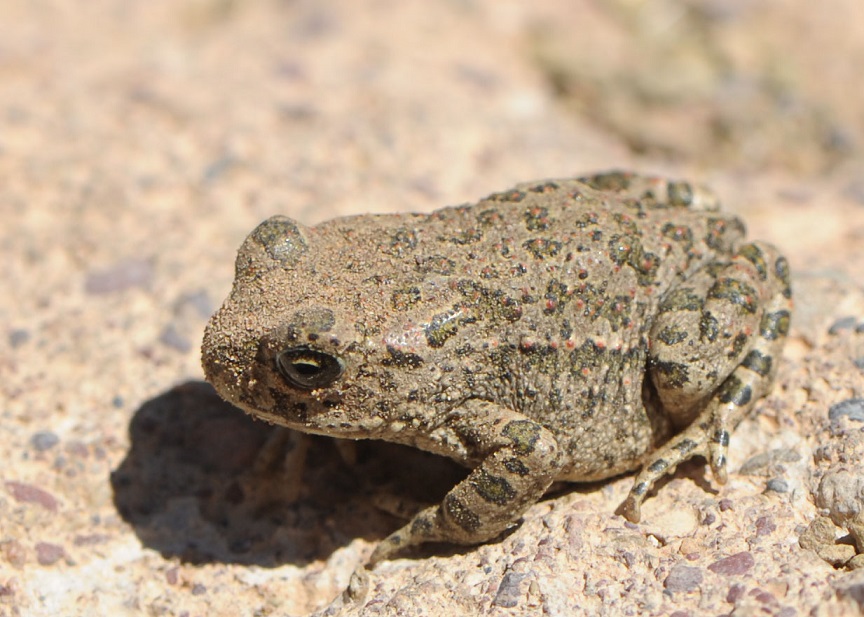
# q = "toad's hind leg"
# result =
<box><xmin>620</xmin><ymin>242</ymin><xmax>792</xmax><ymax>522</ymax></box>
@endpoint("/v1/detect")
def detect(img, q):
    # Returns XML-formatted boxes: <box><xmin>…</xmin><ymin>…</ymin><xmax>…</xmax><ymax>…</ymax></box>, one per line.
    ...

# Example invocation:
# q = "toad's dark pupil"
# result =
<box><xmin>292</xmin><ymin>360</ymin><xmax>321</xmax><ymax>375</ymax></box>
<box><xmin>276</xmin><ymin>347</ymin><xmax>344</xmax><ymax>390</ymax></box>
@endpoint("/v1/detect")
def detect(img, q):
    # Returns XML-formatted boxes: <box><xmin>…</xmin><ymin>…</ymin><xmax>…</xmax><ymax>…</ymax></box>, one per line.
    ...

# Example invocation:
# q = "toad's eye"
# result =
<box><xmin>276</xmin><ymin>347</ymin><xmax>344</xmax><ymax>390</ymax></box>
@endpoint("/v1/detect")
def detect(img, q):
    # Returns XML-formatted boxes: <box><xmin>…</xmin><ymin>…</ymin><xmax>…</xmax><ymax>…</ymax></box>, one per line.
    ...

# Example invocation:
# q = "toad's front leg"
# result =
<box><xmin>367</xmin><ymin>400</ymin><xmax>564</xmax><ymax>565</ymax></box>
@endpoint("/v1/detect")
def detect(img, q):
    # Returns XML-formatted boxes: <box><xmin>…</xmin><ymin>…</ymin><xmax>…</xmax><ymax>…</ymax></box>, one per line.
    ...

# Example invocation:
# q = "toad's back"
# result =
<box><xmin>298</xmin><ymin>174</ymin><xmax>746</xmax><ymax>477</ymax></box>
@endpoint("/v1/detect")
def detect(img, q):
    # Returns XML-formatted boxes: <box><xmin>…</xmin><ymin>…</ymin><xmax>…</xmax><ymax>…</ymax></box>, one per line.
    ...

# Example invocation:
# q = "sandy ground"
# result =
<box><xmin>3</xmin><ymin>1</ymin><xmax>864</xmax><ymax>615</ymax></box>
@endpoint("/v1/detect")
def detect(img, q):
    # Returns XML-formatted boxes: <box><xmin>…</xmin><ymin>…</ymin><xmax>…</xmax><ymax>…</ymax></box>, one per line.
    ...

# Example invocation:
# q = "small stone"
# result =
<box><xmin>708</xmin><ymin>551</ymin><xmax>755</xmax><ymax>576</ymax></box>
<box><xmin>766</xmin><ymin>478</ymin><xmax>789</xmax><ymax>493</ymax></box>
<box><xmin>836</xmin><ymin>581</ymin><xmax>864</xmax><ymax>608</ymax></box>
<box><xmin>30</xmin><ymin>431</ymin><xmax>59</xmax><ymax>452</ymax></box>
<box><xmin>678</xmin><ymin>537</ymin><xmax>701</xmax><ymax>556</ymax></box>
<box><xmin>5</xmin><ymin>481</ymin><xmax>58</xmax><ymax>512</ymax></box>
<box><xmin>35</xmin><ymin>542</ymin><xmax>65</xmax><ymax>566</ymax></box>
<box><xmin>755</xmin><ymin>516</ymin><xmax>777</xmax><ymax>537</ymax></box>
<box><xmin>664</xmin><ymin>564</ymin><xmax>703</xmax><ymax>593</ymax></box>
<box><xmin>740</xmin><ymin>449</ymin><xmax>801</xmax><ymax>476</ymax></box>
<box><xmin>828</xmin><ymin>316</ymin><xmax>857</xmax><ymax>334</ymax></box>
<box><xmin>829</xmin><ymin>399</ymin><xmax>864</xmax><ymax>423</ymax></box>
<box><xmin>493</xmin><ymin>572</ymin><xmax>528</xmax><ymax>608</ymax></box>
<box><xmin>726</xmin><ymin>583</ymin><xmax>746</xmax><ymax>603</ymax></box>
<box><xmin>73</xmin><ymin>534</ymin><xmax>109</xmax><ymax>546</ymax></box>
<box><xmin>749</xmin><ymin>587</ymin><xmax>777</xmax><ymax>605</ymax></box>
<box><xmin>166</xmin><ymin>567</ymin><xmax>179</xmax><ymax>585</ymax></box>
<box><xmin>799</xmin><ymin>516</ymin><xmax>855</xmax><ymax>567</ymax></box>
<box><xmin>816</xmin><ymin>468</ymin><xmax>864</xmax><ymax>520</ymax></box>
<box><xmin>8</xmin><ymin>329</ymin><xmax>30</xmax><ymax>348</ymax></box>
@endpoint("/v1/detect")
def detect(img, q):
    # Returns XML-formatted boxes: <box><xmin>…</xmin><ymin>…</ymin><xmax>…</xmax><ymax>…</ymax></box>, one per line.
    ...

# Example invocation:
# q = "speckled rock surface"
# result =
<box><xmin>2</xmin><ymin>1</ymin><xmax>864</xmax><ymax>616</ymax></box>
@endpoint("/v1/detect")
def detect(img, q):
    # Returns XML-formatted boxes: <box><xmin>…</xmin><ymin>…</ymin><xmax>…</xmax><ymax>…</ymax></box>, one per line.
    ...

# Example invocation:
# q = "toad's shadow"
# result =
<box><xmin>111</xmin><ymin>381</ymin><xmax>466</xmax><ymax>567</ymax></box>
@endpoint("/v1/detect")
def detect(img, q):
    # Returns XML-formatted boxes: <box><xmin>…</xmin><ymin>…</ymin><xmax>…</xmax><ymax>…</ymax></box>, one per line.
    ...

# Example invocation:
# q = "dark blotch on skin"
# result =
<box><xmin>476</xmin><ymin>209</ymin><xmax>504</xmax><ymax>227</ymax></box>
<box><xmin>704</xmin><ymin>216</ymin><xmax>746</xmax><ymax>252</ymax></box>
<box><xmin>486</xmin><ymin>189</ymin><xmax>526</xmax><ymax>203</ymax></box>
<box><xmin>424</xmin><ymin>309</ymin><xmax>461</xmax><ymax>348</ymax></box>
<box><xmin>579</xmin><ymin>171</ymin><xmax>633</xmax><ymax>192</ymax></box>
<box><xmin>529</xmin><ymin>181</ymin><xmax>560</xmax><ymax>193</ymax></box>
<box><xmin>503</xmin><ymin>457</ymin><xmax>531</xmax><ymax>476</ymax></box>
<box><xmin>700</xmin><ymin>311</ymin><xmax>719</xmax><ymax>343</ymax></box>
<box><xmin>471</xmin><ymin>470</ymin><xmax>517</xmax><ymax>505</ymax></box>
<box><xmin>391</xmin><ymin>287</ymin><xmax>421</xmax><ymax>311</ymax></box>
<box><xmin>502</xmin><ymin>420</ymin><xmax>541</xmax><ymax>455</ymax></box>
<box><xmin>648</xmin><ymin>459</ymin><xmax>669</xmax><ymax>473</ymax></box>
<box><xmin>660</xmin><ymin>288</ymin><xmax>705</xmax><ymax>313</ymax></box>
<box><xmin>667</xmin><ymin>181</ymin><xmax>694</xmax><ymax>207</ymax></box>
<box><xmin>672</xmin><ymin>438</ymin><xmax>697</xmax><ymax>454</ymax></box>
<box><xmin>661</xmin><ymin>223</ymin><xmax>694</xmax><ymax>250</ymax></box>
<box><xmin>543</xmin><ymin>279</ymin><xmax>572</xmax><ymax>315</ymax></box>
<box><xmin>652</xmin><ymin>361</ymin><xmax>690</xmax><ymax>387</ymax></box>
<box><xmin>729</xmin><ymin>332</ymin><xmax>749</xmax><ymax>358</ymax></box>
<box><xmin>760</xmin><ymin>310</ymin><xmax>791</xmax><ymax>340</ymax></box>
<box><xmin>775</xmin><ymin>256</ymin><xmax>792</xmax><ymax>298</ymax></box>
<box><xmin>523</xmin><ymin>206</ymin><xmax>553</xmax><ymax>231</ymax></box>
<box><xmin>456</xmin><ymin>280</ymin><xmax>522</xmax><ymax>323</ymax></box>
<box><xmin>415</xmin><ymin>254</ymin><xmax>456</xmax><ymax>275</ymax></box>
<box><xmin>271</xmin><ymin>391</ymin><xmax>310</xmax><ymax>421</ymax></box>
<box><xmin>708</xmin><ymin>278</ymin><xmax>759</xmax><ymax>314</ymax></box>
<box><xmin>718</xmin><ymin>375</ymin><xmax>753</xmax><ymax>406</ymax></box>
<box><xmin>385</xmin><ymin>228</ymin><xmax>418</xmax><ymax>256</ymax></box>
<box><xmin>607</xmin><ymin>234</ymin><xmax>660</xmax><ymax>286</ymax></box>
<box><xmin>451</xmin><ymin>228</ymin><xmax>483</xmax><ymax>245</ymax></box>
<box><xmin>741</xmin><ymin>349</ymin><xmax>772</xmax><ymax>376</ymax></box>
<box><xmin>289</xmin><ymin>307</ymin><xmax>336</xmax><ymax>333</ymax></box>
<box><xmin>631</xmin><ymin>481</ymin><xmax>649</xmax><ymax>496</ymax></box>
<box><xmin>381</xmin><ymin>346</ymin><xmax>424</xmax><ymax>369</ymax></box>
<box><xmin>602</xmin><ymin>294</ymin><xmax>634</xmax><ymax>331</ymax></box>
<box><xmin>521</xmin><ymin>343</ymin><xmax>561</xmax><ymax>374</ymax></box>
<box><xmin>523</xmin><ymin>238</ymin><xmax>562</xmax><ymax>259</ymax></box>
<box><xmin>738</xmin><ymin>244</ymin><xmax>768</xmax><ymax>280</ymax></box>
<box><xmin>444</xmin><ymin>494</ymin><xmax>481</xmax><ymax>532</ymax></box>
<box><xmin>657</xmin><ymin>325</ymin><xmax>688</xmax><ymax>345</ymax></box>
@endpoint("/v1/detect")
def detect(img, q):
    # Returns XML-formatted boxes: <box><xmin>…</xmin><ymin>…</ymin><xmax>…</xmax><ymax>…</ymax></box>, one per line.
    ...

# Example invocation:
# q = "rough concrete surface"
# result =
<box><xmin>2</xmin><ymin>1</ymin><xmax>864</xmax><ymax>615</ymax></box>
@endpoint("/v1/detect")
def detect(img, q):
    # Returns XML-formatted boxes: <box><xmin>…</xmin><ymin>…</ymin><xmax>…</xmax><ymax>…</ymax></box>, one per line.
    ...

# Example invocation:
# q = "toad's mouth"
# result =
<box><xmin>240</xmin><ymin>384</ymin><xmax>357</xmax><ymax>430</ymax></box>
<box><xmin>248</xmin><ymin>401</ymin><xmax>389</xmax><ymax>441</ymax></box>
